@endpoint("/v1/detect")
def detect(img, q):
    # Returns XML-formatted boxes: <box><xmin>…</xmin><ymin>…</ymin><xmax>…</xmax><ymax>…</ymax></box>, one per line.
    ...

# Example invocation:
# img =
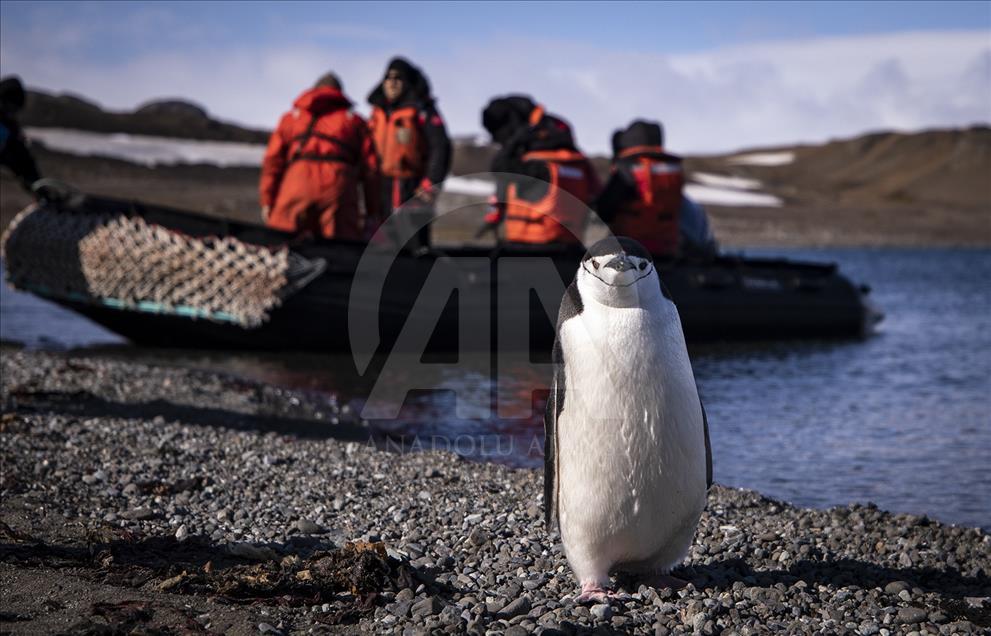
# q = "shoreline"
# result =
<box><xmin>1</xmin><ymin>348</ymin><xmax>989</xmax><ymax>634</ymax></box>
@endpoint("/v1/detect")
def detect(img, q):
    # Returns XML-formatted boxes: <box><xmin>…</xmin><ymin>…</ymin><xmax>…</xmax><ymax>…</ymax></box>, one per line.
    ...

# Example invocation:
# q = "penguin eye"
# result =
<box><xmin>591</xmin><ymin>260</ymin><xmax>600</xmax><ymax>270</ymax></box>
<box><xmin>639</xmin><ymin>261</ymin><xmax>648</xmax><ymax>271</ymax></box>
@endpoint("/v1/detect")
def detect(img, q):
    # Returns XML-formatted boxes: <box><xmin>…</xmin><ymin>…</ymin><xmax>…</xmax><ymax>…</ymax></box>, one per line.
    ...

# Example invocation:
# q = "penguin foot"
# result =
<box><xmin>576</xmin><ymin>582</ymin><xmax>617</xmax><ymax>604</ymax></box>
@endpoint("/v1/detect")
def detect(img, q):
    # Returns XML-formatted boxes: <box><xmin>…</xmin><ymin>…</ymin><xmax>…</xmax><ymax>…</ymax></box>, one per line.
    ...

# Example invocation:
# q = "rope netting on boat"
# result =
<box><xmin>1</xmin><ymin>202</ymin><xmax>297</xmax><ymax>328</ymax></box>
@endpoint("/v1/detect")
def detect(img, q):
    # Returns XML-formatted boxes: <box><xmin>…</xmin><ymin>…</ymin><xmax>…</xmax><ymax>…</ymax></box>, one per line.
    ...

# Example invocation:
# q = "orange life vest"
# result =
<box><xmin>369</xmin><ymin>105</ymin><xmax>427</xmax><ymax>179</ymax></box>
<box><xmin>504</xmin><ymin>149</ymin><xmax>594</xmax><ymax>244</ymax></box>
<box><xmin>610</xmin><ymin>145</ymin><xmax>684</xmax><ymax>256</ymax></box>
<box><xmin>529</xmin><ymin>104</ymin><xmax>545</xmax><ymax>126</ymax></box>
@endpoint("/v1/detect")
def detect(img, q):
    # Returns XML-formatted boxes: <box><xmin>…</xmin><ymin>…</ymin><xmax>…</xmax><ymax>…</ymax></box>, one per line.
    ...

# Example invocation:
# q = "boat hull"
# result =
<box><xmin>4</xmin><ymin>194</ymin><xmax>877</xmax><ymax>354</ymax></box>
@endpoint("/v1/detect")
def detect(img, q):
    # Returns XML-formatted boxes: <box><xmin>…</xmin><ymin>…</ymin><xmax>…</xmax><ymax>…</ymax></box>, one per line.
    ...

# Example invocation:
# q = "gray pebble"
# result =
<box><xmin>412</xmin><ymin>596</ymin><xmax>442</xmax><ymax>617</ymax></box>
<box><xmin>296</xmin><ymin>519</ymin><xmax>321</xmax><ymax>534</ymax></box>
<box><xmin>387</xmin><ymin>600</ymin><xmax>413</xmax><ymax>618</ymax></box>
<box><xmin>497</xmin><ymin>597</ymin><xmax>531</xmax><ymax>619</ymax></box>
<box><xmin>896</xmin><ymin>607</ymin><xmax>927</xmax><ymax>624</ymax></box>
<box><xmin>590</xmin><ymin>604</ymin><xmax>612</xmax><ymax>621</ymax></box>
<box><xmin>884</xmin><ymin>581</ymin><xmax>911</xmax><ymax>595</ymax></box>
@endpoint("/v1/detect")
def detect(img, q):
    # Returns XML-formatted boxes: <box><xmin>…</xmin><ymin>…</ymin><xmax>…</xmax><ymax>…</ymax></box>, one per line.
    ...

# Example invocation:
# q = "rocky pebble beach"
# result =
<box><xmin>1</xmin><ymin>347</ymin><xmax>989</xmax><ymax>635</ymax></box>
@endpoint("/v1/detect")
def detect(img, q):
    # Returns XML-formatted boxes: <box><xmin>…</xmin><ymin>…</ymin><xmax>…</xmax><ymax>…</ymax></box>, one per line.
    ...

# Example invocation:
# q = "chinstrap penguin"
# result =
<box><xmin>544</xmin><ymin>236</ymin><xmax>712</xmax><ymax>602</ymax></box>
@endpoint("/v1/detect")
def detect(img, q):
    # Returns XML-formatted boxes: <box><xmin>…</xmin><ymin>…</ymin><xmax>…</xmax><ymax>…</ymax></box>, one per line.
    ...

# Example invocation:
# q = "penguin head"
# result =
<box><xmin>577</xmin><ymin>237</ymin><xmax>668</xmax><ymax>309</ymax></box>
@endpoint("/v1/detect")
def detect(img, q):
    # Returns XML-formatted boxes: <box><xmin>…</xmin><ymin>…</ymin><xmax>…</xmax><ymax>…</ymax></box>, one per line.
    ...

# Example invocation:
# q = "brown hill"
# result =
<box><xmin>687</xmin><ymin>126</ymin><xmax>991</xmax><ymax>212</ymax></box>
<box><xmin>20</xmin><ymin>90</ymin><xmax>270</xmax><ymax>144</ymax></box>
<box><xmin>448</xmin><ymin>137</ymin><xmax>496</xmax><ymax>176</ymax></box>
<box><xmin>678</xmin><ymin>127</ymin><xmax>991</xmax><ymax>247</ymax></box>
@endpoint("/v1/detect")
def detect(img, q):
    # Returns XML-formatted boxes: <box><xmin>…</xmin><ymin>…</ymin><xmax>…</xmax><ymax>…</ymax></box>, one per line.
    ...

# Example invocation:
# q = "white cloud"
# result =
<box><xmin>2</xmin><ymin>28</ymin><xmax>988</xmax><ymax>154</ymax></box>
<box><xmin>300</xmin><ymin>22</ymin><xmax>398</xmax><ymax>42</ymax></box>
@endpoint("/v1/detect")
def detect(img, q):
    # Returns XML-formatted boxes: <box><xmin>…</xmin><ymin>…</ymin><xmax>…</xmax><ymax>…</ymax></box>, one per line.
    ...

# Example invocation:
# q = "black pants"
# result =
<box><xmin>382</xmin><ymin>176</ymin><xmax>432</xmax><ymax>248</ymax></box>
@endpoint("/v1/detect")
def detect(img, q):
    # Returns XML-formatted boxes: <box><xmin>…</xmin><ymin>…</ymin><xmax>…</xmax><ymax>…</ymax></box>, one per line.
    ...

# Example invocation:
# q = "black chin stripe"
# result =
<box><xmin>582</xmin><ymin>263</ymin><xmax>654</xmax><ymax>288</ymax></box>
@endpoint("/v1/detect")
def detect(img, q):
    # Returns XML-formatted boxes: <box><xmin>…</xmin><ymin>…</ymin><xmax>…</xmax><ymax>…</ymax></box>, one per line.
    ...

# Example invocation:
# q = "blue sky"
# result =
<box><xmin>2</xmin><ymin>1</ymin><xmax>989</xmax><ymax>152</ymax></box>
<box><xmin>3</xmin><ymin>1</ymin><xmax>987</xmax><ymax>53</ymax></box>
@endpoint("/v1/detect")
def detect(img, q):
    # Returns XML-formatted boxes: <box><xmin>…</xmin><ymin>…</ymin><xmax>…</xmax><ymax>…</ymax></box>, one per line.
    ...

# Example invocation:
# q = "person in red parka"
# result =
<box><xmin>260</xmin><ymin>72</ymin><xmax>382</xmax><ymax>240</ymax></box>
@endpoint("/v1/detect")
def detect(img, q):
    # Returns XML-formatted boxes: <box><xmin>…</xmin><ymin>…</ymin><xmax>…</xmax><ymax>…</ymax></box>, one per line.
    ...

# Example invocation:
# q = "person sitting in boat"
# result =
<box><xmin>679</xmin><ymin>195</ymin><xmax>718</xmax><ymax>258</ymax></box>
<box><xmin>0</xmin><ymin>76</ymin><xmax>42</xmax><ymax>196</ymax></box>
<box><xmin>480</xmin><ymin>95</ymin><xmax>600</xmax><ymax>245</ymax></box>
<box><xmin>595</xmin><ymin>119</ymin><xmax>717</xmax><ymax>258</ymax></box>
<box><xmin>367</xmin><ymin>57</ymin><xmax>452</xmax><ymax>248</ymax></box>
<box><xmin>595</xmin><ymin>120</ymin><xmax>682</xmax><ymax>257</ymax></box>
<box><xmin>260</xmin><ymin>72</ymin><xmax>382</xmax><ymax>241</ymax></box>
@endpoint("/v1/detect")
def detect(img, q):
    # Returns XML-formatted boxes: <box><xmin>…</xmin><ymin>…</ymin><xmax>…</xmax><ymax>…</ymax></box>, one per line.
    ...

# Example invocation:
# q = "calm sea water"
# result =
<box><xmin>2</xmin><ymin>248</ymin><xmax>989</xmax><ymax>529</ymax></box>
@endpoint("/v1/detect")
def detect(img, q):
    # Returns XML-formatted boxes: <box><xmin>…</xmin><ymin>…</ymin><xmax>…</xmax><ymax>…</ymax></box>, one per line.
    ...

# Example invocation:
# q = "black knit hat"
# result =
<box><xmin>482</xmin><ymin>94</ymin><xmax>537</xmax><ymax>143</ymax></box>
<box><xmin>0</xmin><ymin>76</ymin><xmax>27</xmax><ymax>111</ymax></box>
<box><xmin>612</xmin><ymin>120</ymin><xmax>665</xmax><ymax>157</ymax></box>
<box><xmin>386</xmin><ymin>57</ymin><xmax>415</xmax><ymax>81</ymax></box>
<box><xmin>314</xmin><ymin>71</ymin><xmax>342</xmax><ymax>90</ymax></box>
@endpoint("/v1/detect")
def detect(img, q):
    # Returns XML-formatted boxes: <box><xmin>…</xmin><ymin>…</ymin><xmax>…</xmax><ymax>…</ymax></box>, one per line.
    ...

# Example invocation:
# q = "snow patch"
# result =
<box><xmin>443</xmin><ymin>176</ymin><xmax>496</xmax><ymax>197</ymax></box>
<box><xmin>685</xmin><ymin>184</ymin><xmax>782</xmax><ymax>207</ymax></box>
<box><xmin>688</xmin><ymin>171</ymin><xmax>780</xmax><ymax>206</ymax></box>
<box><xmin>726</xmin><ymin>151</ymin><xmax>796</xmax><ymax>166</ymax></box>
<box><xmin>691</xmin><ymin>172</ymin><xmax>764</xmax><ymax>190</ymax></box>
<box><xmin>26</xmin><ymin>127</ymin><xmax>266</xmax><ymax>167</ymax></box>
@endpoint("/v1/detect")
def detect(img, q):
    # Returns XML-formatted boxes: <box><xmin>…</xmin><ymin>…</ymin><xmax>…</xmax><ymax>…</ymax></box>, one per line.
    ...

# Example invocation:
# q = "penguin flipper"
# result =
<box><xmin>701</xmin><ymin>399</ymin><xmax>713</xmax><ymax>490</ymax></box>
<box><xmin>543</xmin><ymin>338</ymin><xmax>564</xmax><ymax>530</ymax></box>
<box><xmin>545</xmin><ymin>280</ymin><xmax>581</xmax><ymax>531</ymax></box>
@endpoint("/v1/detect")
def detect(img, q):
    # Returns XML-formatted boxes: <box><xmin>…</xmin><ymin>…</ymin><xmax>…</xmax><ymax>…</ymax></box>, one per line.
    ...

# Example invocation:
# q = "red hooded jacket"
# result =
<box><xmin>260</xmin><ymin>87</ymin><xmax>381</xmax><ymax>240</ymax></box>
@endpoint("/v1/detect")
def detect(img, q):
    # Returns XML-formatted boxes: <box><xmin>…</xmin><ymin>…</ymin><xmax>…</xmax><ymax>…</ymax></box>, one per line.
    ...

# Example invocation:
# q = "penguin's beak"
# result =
<box><xmin>604</xmin><ymin>255</ymin><xmax>634</xmax><ymax>272</ymax></box>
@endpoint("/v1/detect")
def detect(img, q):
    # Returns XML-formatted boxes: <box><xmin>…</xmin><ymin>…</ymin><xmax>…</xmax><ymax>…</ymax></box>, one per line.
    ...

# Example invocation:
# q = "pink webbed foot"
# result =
<box><xmin>576</xmin><ymin>581</ymin><xmax>621</xmax><ymax>604</ymax></box>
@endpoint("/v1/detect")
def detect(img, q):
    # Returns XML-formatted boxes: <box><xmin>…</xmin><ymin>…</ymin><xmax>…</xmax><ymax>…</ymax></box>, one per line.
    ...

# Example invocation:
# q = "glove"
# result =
<box><xmin>483</xmin><ymin>195</ymin><xmax>504</xmax><ymax>226</ymax></box>
<box><xmin>475</xmin><ymin>200</ymin><xmax>505</xmax><ymax>239</ymax></box>
<box><xmin>414</xmin><ymin>178</ymin><xmax>437</xmax><ymax>204</ymax></box>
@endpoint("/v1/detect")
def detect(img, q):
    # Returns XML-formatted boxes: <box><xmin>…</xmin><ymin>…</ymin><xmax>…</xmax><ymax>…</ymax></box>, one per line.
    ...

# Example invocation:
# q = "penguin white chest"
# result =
<box><xmin>555</xmin><ymin>304</ymin><xmax>707</xmax><ymax>577</ymax></box>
